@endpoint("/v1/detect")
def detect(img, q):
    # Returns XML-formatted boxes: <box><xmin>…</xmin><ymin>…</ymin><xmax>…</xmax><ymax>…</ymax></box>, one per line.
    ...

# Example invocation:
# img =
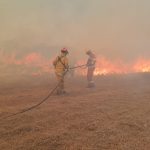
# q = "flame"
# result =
<box><xmin>0</xmin><ymin>50</ymin><xmax>53</xmax><ymax>76</ymax></box>
<box><xmin>75</xmin><ymin>56</ymin><xmax>150</xmax><ymax>76</ymax></box>
<box><xmin>0</xmin><ymin>50</ymin><xmax>150</xmax><ymax>77</ymax></box>
<box><xmin>94</xmin><ymin>57</ymin><xmax>130</xmax><ymax>75</ymax></box>
<box><xmin>133</xmin><ymin>59</ymin><xmax>150</xmax><ymax>73</ymax></box>
<box><xmin>75</xmin><ymin>56</ymin><xmax>130</xmax><ymax>76</ymax></box>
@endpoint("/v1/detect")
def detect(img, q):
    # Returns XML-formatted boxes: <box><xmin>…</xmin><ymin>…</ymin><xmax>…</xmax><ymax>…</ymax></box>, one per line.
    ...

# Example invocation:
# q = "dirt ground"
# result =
<box><xmin>0</xmin><ymin>74</ymin><xmax>150</xmax><ymax>150</ymax></box>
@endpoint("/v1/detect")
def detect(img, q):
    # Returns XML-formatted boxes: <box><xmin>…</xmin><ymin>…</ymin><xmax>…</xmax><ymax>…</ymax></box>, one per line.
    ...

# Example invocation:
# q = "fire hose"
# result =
<box><xmin>0</xmin><ymin>64</ymin><xmax>87</xmax><ymax>121</ymax></box>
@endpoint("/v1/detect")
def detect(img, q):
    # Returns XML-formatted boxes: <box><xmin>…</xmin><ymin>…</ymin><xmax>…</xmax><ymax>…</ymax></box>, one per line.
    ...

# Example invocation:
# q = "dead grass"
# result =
<box><xmin>0</xmin><ymin>74</ymin><xmax>150</xmax><ymax>150</ymax></box>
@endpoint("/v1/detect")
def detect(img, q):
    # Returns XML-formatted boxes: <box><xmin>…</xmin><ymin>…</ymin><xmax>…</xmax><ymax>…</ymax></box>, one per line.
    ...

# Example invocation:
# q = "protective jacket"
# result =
<box><xmin>53</xmin><ymin>54</ymin><xmax>69</xmax><ymax>76</ymax></box>
<box><xmin>87</xmin><ymin>54</ymin><xmax>96</xmax><ymax>69</ymax></box>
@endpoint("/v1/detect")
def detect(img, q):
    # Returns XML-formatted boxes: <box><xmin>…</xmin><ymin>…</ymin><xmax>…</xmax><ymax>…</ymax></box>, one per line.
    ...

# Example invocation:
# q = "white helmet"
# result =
<box><xmin>86</xmin><ymin>50</ymin><xmax>92</xmax><ymax>55</ymax></box>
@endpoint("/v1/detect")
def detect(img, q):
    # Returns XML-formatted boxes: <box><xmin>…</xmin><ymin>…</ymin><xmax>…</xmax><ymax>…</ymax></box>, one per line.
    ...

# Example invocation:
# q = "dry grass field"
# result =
<box><xmin>0</xmin><ymin>73</ymin><xmax>150</xmax><ymax>150</ymax></box>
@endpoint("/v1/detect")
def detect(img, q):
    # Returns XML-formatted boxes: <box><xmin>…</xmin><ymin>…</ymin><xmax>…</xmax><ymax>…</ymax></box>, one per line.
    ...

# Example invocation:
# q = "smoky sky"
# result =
<box><xmin>0</xmin><ymin>0</ymin><xmax>150</xmax><ymax>61</ymax></box>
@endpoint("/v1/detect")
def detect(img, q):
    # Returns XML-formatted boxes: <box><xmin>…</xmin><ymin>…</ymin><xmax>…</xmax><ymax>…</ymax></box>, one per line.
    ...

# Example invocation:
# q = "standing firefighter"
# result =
<box><xmin>86</xmin><ymin>50</ymin><xmax>96</xmax><ymax>88</ymax></box>
<box><xmin>53</xmin><ymin>48</ymin><xmax>69</xmax><ymax>95</ymax></box>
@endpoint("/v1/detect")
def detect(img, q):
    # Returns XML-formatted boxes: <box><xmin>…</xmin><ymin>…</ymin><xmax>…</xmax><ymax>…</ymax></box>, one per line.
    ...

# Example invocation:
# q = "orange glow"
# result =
<box><xmin>0</xmin><ymin>51</ymin><xmax>53</xmax><ymax>76</ymax></box>
<box><xmin>0</xmin><ymin>51</ymin><xmax>150</xmax><ymax>76</ymax></box>
<box><xmin>75</xmin><ymin>56</ymin><xmax>150</xmax><ymax>76</ymax></box>
<box><xmin>133</xmin><ymin>59</ymin><xmax>150</xmax><ymax>73</ymax></box>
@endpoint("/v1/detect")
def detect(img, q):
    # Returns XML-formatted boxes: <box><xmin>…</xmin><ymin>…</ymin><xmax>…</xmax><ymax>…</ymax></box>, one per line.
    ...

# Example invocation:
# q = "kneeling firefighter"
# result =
<box><xmin>53</xmin><ymin>48</ymin><xmax>69</xmax><ymax>95</ymax></box>
<box><xmin>86</xmin><ymin>50</ymin><xmax>96</xmax><ymax>88</ymax></box>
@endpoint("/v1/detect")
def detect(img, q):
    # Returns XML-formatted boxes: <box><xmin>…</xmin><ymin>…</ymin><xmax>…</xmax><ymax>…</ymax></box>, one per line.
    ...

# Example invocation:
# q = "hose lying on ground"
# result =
<box><xmin>0</xmin><ymin>64</ymin><xmax>87</xmax><ymax>121</ymax></box>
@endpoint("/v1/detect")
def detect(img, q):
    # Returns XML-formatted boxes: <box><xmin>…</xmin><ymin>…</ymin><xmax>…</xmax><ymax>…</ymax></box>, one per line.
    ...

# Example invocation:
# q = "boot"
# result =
<box><xmin>56</xmin><ymin>88</ymin><xmax>62</xmax><ymax>95</ymax></box>
<box><xmin>87</xmin><ymin>81</ymin><xmax>95</xmax><ymax>88</ymax></box>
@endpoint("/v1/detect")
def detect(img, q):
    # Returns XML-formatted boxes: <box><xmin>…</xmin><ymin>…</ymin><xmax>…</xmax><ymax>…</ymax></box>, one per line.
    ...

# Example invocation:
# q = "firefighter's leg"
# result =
<box><xmin>56</xmin><ymin>74</ymin><xmax>62</xmax><ymax>95</ymax></box>
<box><xmin>87</xmin><ymin>68</ymin><xmax>92</xmax><ymax>81</ymax></box>
<box><xmin>56</xmin><ymin>73</ymin><xmax>65</xmax><ymax>95</ymax></box>
<box><xmin>87</xmin><ymin>68</ymin><xmax>95</xmax><ymax>88</ymax></box>
<box><xmin>60</xmin><ymin>76</ymin><xmax>65</xmax><ymax>93</ymax></box>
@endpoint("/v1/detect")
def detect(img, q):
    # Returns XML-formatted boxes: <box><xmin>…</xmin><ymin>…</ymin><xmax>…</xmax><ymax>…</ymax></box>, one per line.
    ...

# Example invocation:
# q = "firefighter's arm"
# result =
<box><xmin>93</xmin><ymin>58</ymin><xmax>96</xmax><ymax>65</ymax></box>
<box><xmin>64</xmin><ymin>57</ymin><xmax>69</xmax><ymax>70</ymax></box>
<box><xmin>86</xmin><ymin>58</ymin><xmax>90</xmax><ymax>67</ymax></box>
<box><xmin>92</xmin><ymin>54</ymin><xmax>96</xmax><ymax>65</ymax></box>
<box><xmin>53</xmin><ymin>57</ymin><xmax>58</xmax><ymax>67</ymax></box>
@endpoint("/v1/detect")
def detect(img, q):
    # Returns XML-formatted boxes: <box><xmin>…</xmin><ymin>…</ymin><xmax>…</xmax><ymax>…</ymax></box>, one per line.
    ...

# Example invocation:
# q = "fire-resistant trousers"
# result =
<box><xmin>56</xmin><ymin>72</ymin><xmax>65</xmax><ymax>94</ymax></box>
<box><xmin>87</xmin><ymin>67</ymin><xmax>95</xmax><ymax>82</ymax></box>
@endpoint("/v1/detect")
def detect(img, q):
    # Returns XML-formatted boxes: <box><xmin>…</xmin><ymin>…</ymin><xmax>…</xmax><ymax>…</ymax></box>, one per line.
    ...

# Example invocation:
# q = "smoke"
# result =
<box><xmin>0</xmin><ymin>0</ymin><xmax>150</xmax><ymax>79</ymax></box>
<box><xmin>0</xmin><ymin>49</ymin><xmax>149</xmax><ymax>78</ymax></box>
<box><xmin>76</xmin><ymin>55</ymin><xmax>150</xmax><ymax>76</ymax></box>
<box><xmin>0</xmin><ymin>49</ymin><xmax>53</xmax><ymax>77</ymax></box>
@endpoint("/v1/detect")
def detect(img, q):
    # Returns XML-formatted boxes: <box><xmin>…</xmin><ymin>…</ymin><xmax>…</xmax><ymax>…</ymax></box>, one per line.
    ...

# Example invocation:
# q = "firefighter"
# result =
<box><xmin>86</xmin><ymin>50</ymin><xmax>96</xmax><ymax>88</ymax></box>
<box><xmin>53</xmin><ymin>48</ymin><xmax>69</xmax><ymax>95</ymax></box>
